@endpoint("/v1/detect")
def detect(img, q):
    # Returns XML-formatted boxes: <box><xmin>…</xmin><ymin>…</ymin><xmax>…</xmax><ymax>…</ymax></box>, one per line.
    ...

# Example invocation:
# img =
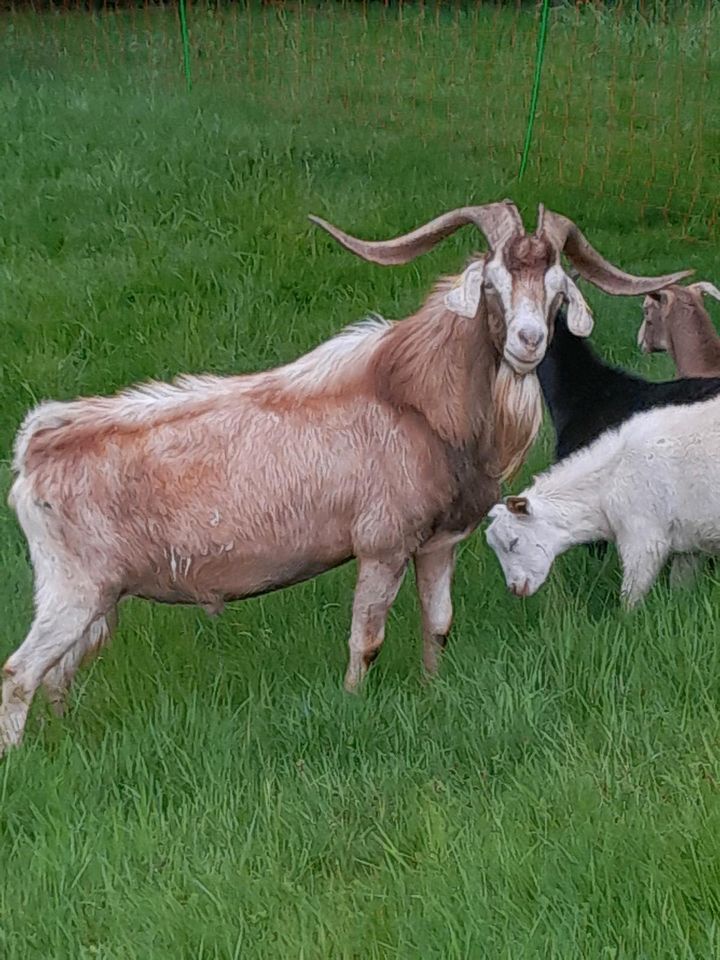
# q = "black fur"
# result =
<box><xmin>537</xmin><ymin>309</ymin><xmax>720</xmax><ymax>462</ymax></box>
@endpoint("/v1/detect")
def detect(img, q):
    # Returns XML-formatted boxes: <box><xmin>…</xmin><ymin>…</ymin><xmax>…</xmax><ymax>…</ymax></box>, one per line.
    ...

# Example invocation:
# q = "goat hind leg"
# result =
<box><xmin>618</xmin><ymin>536</ymin><xmax>670</xmax><ymax>609</ymax></box>
<box><xmin>344</xmin><ymin>557</ymin><xmax>407</xmax><ymax>693</ymax></box>
<box><xmin>1</xmin><ymin>591</ymin><xmax>106</xmax><ymax>754</ymax></box>
<box><xmin>41</xmin><ymin>606</ymin><xmax>117</xmax><ymax>717</ymax></box>
<box><xmin>414</xmin><ymin>543</ymin><xmax>456</xmax><ymax>676</ymax></box>
<box><xmin>669</xmin><ymin>554</ymin><xmax>704</xmax><ymax>590</ymax></box>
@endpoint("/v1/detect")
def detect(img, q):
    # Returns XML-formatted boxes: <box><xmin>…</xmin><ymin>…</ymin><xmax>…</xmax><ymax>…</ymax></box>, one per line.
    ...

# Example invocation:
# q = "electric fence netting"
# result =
<box><xmin>2</xmin><ymin>1</ymin><xmax>719</xmax><ymax>234</ymax></box>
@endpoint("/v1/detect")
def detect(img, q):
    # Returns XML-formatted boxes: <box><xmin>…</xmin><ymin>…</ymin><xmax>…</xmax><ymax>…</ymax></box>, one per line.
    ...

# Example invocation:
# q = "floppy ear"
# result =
<box><xmin>505</xmin><ymin>495</ymin><xmax>530</xmax><ymax>516</ymax></box>
<box><xmin>564</xmin><ymin>276</ymin><xmax>594</xmax><ymax>337</ymax></box>
<box><xmin>445</xmin><ymin>261</ymin><xmax>485</xmax><ymax>319</ymax></box>
<box><xmin>690</xmin><ymin>281</ymin><xmax>720</xmax><ymax>303</ymax></box>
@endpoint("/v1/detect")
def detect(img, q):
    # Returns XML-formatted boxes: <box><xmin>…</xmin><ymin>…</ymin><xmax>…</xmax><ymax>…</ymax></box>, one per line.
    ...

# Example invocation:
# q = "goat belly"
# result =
<box><xmin>129</xmin><ymin>544</ymin><xmax>354</xmax><ymax>608</ymax></box>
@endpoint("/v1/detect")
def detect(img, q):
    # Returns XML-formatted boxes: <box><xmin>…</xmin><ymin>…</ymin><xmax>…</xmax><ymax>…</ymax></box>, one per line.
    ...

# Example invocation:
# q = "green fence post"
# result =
<box><xmin>178</xmin><ymin>0</ymin><xmax>192</xmax><ymax>92</ymax></box>
<box><xmin>518</xmin><ymin>0</ymin><xmax>550</xmax><ymax>181</ymax></box>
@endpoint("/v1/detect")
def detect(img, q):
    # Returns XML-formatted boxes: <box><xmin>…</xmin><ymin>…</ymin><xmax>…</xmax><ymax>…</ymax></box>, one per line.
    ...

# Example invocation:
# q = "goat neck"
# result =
<box><xmin>668</xmin><ymin>294</ymin><xmax>720</xmax><ymax>378</ymax></box>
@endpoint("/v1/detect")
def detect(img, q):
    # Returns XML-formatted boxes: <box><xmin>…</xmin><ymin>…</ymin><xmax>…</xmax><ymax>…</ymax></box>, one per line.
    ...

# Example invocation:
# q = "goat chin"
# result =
<box><xmin>492</xmin><ymin>360</ymin><xmax>543</xmax><ymax>483</ymax></box>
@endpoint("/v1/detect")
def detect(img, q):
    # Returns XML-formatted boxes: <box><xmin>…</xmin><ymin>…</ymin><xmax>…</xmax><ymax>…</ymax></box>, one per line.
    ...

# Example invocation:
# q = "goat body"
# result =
<box><xmin>486</xmin><ymin>394</ymin><xmax>720</xmax><ymax>606</ymax></box>
<box><xmin>3</xmin><ymin>287</ymin><xmax>539</xmax><ymax>753</ymax></box>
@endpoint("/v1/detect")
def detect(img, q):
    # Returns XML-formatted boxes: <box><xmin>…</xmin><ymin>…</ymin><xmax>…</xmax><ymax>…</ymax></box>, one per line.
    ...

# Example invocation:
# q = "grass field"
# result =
<box><xmin>3</xmin><ymin>3</ymin><xmax>720</xmax><ymax>957</ymax></box>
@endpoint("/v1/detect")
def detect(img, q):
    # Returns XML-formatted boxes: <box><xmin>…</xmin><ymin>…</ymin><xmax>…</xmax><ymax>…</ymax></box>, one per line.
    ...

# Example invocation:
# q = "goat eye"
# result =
<box><xmin>484</xmin><ymin>280</ymin><xmax>497</xmax><ymax>294</ymax></box>
<box><xmin>509</xmin><ymin>537</ymin><xmax>519</xmax><ymax>552</ymax></box>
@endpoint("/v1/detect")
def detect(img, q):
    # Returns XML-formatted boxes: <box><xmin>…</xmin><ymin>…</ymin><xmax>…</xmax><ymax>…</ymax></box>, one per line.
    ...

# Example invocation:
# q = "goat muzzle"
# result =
<box><xmin>509</xmin><ymin>579</ymin><xmax>531</xmax><ymax>598</ymax></box>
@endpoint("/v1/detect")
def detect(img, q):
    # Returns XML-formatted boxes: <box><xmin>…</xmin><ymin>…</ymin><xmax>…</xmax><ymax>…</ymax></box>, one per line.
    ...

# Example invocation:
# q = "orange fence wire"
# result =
<box><xmin>2</xmin><ymin>0</ymin><xmax>719</xmax><ymax>233</ymax></box>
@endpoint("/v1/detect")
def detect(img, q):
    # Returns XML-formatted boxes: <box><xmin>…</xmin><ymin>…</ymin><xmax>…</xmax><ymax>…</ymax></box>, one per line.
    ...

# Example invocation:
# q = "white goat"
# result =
<box><xmin>3</xmin><ymin>201</ymin><xmax>689</xmax><ymax>752</ymax></box>
<box><xmin>485</xmin><ymin>394</ymin><xmax>720</xmax><ymax>607</ymax></box>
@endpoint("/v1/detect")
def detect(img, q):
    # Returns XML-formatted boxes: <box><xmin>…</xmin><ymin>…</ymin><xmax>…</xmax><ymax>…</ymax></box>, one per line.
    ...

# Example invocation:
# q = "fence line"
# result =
<box><xmin>2</xmin><ymin>1</ymin><xmax>718</xmax><ymax>232</ymax></box>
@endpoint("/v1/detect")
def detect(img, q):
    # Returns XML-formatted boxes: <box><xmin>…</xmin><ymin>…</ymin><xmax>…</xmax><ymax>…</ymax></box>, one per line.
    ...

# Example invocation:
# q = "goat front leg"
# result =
<box><xmin>345</xmin><ymin>557</ymin><xmax>407</xmax><ymax>693</ymax></box>
<box><xmin>617</xmin><ymin>534</ymin><xmax>670</xmax><ymax>610</ymax></box>
<box><xmin>414</xmin><ymin>543</ymin><xmax>456</xmax><ymax>676</ymax></box>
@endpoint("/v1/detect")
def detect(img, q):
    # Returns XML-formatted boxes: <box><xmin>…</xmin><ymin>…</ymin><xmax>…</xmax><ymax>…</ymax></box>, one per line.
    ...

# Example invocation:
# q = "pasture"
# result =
<box><xmin>2</xmin><ymin>3</ymin><xmax>720</xmax><ymax>956</ymax></box>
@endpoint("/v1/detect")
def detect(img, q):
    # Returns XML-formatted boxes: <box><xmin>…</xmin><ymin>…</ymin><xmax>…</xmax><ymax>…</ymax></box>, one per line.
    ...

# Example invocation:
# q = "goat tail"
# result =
<box><xmin>492</xmin><ymin>362</ymin><xmax>543</xmax><ymax>483</ymax></box>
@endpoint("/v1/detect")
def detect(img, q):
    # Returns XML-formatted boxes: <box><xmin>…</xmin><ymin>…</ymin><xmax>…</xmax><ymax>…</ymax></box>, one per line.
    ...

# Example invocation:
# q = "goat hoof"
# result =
<box><xmin>343</xmin><ymin>665</ymin><xmax>365</xmax><ymax>693</ymax></box>
<box><xmin>422</xmin><ymin>634</ymin><xmax>448</xmax><ymax>677</ymax></box>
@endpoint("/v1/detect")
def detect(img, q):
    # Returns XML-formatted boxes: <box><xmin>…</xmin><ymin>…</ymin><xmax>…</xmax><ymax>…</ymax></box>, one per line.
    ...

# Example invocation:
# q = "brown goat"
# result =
<box><xmin>2</xmin><ymin>201</ymin><xmax>689</xmax><ymax>752</ymax></box>
<box><xmin>638</xmin><ymin>282</ymin><xmax>720</xmax><ymax>377</ymax></box>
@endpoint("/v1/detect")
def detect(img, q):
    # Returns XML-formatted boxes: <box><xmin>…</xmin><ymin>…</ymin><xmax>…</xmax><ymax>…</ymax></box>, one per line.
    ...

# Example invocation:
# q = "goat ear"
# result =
<box><xmin>505</xmin><ymin>495</ymin><xmax>530</xmax><ymax>516</ymax></box>
<box><xmin>690</xmin><ymin>282</ymin><xmax>720</xmax><ymax>303</ymax></box>
<box><xmin>564</xmin><ymin>277</ymin><xmax>594</xmax><ymax>337</ymax></box>
<box><xmin>445</xmin><ymin>261</ymin><xmax>485</xmax><ymax>318</ymax></box>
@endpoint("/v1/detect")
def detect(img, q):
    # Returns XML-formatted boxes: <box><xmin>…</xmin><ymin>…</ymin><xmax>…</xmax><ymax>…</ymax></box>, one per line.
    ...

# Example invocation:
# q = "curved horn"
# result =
<box><xmin>308</xmin><ymin>201</ymin><xmax>523</xmax><ymax>266</ymax></box>
<box><xmin>689</xmin><ymin>281</ymin><xmax>720</xmax><ymax>303</ymax></box>
<box><xmin>537</xmin><ymin>205</ymin><xmax>693</xmax><ymax>295</ymax></box>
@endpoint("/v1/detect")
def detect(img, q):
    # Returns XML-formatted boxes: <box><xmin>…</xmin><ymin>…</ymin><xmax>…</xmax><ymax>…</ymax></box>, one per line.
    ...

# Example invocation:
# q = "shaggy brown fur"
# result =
<box><xmin>2</xmin><ymin>271</ymin><xmax>540</xmax><ymax>753</ymax></box>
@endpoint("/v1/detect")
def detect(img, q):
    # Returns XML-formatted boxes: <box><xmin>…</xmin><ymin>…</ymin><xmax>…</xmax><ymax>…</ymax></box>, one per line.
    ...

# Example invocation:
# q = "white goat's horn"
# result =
<box><xmin>537</xmin><ymin>205</ymin><xmax>693</xmax><ymax>296</ymax></box>
<box><xmin>309</xmin><ymin>201</ymin><xmax>523</xmax><ymax>266</ymax></box>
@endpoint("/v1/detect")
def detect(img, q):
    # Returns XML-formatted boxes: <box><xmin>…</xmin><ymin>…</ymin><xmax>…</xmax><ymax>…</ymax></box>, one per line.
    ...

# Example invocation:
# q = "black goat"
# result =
<box><xmin>537</xmin><ymin>309</ymin><xmax>720</xmax><ymax>462</ymax></box>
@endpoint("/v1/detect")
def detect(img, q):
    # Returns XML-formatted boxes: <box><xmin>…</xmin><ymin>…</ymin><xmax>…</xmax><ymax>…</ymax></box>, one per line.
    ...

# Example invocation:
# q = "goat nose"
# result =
<box><xmin>510</xmin><ymin>579</ymin><xmax>530</xmax><ymax>598</ymax></box>
<box><xmin>518</xmin><ymin>328</ymin><xmax>544</xmax><ymax>350</ymax></box>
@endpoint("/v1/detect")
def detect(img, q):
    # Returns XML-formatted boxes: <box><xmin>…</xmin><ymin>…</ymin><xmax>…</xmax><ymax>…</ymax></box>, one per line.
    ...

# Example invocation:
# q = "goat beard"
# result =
<box><xmin>492</xmin><ymin>360</ymin><xmax>543</xmax><ymax>483</ymax></box>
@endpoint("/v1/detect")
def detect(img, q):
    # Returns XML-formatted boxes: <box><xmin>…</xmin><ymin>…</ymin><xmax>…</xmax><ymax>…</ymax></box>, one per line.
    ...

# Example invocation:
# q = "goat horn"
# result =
<box><xmin>308</xmin><ymin>201</ymin><xmax>523</xmax><ymax>266</ymax></box>
<box><xmin>537</xmin><ymin>205</ymin><xmax>694</xmax><ymax>295</ymax></box>
<box><xmin>688</xmin><ymin>281</ymin><xmax>720</xmax><ymax>303</ymax></box>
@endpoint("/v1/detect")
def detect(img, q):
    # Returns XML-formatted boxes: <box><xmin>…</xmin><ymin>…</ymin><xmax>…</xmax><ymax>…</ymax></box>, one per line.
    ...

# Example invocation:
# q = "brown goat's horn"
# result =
<box><xmin>309</xmin><ymin>201</ymin><xmax>523</xmax><ymax>266</ymax></box>
<box><xmin>537</xmin><ymin>205</ymin><xmax>693</xmax><ymax>295</ymax></box>
<box><xmin>688</xmin><ymin>281</ymin><xmax>720</xmax><ymax>303</ymax></box>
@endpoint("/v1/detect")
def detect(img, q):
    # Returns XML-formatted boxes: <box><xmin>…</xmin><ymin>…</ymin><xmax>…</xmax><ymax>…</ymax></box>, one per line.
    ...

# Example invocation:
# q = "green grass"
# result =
<box><xmin>3</xmin><ymin>3</ymin><xmax>720</xmax><ymax>957</ymax></box>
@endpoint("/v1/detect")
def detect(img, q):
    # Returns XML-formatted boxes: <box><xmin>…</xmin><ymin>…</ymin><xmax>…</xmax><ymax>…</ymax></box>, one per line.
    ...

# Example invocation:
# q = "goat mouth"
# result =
<box><xmin>504</xmin><ymin>350</ymin><xmax>540</xmax><ymax>373</ymax></box>
<box><xmin>509</xmin><ymin>579</ymin><xmax>531</xmax><ymax>598</ymax></box>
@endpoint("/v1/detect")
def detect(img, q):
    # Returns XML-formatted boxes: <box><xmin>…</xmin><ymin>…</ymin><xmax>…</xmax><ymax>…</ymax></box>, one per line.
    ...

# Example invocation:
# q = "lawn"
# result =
<box><xmin>2</xmin><ymin>3</ymin><xmax>720</xmax><ymax>957</ymax></box>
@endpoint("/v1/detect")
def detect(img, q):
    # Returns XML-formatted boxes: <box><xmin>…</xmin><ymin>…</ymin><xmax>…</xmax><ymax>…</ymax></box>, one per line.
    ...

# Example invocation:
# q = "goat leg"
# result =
<box><xmin>344</xmin><ymin>557</ymin><xmax>407</xmax><ymax>693</ymax></box>
<box><xmin>414</xmin><ymin>543</ymin><xmax>456</xmax><ymax>676</ymax></box>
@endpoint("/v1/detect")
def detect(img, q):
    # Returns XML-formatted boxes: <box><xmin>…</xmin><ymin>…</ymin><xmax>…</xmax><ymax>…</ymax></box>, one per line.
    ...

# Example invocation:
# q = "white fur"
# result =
<box><xmin>12</xmin><ymin>317</ymin><xmax>392</xmax><ymax>477</ymax></box>
<box><xmin>485</xmin><ymin>395</ymin><xmax>720</xmax><ymax>606</ymax></box>
<box><xmin>547</xmin><ymin>267</ymin><xmax>594</xmax><ymax>337</ymax></box>
<box><xmin>445</xmin><ymin>262</ymin><xmax>485</xmax><ymax>318</ymax></box>
<box><xmin>444</xmin><ymin>258</ymin><xmax>594</xmax><ymax>375</ymax></box>
<box><xmin>271</xmin><ymin>315</ymin><xmax>391</xmax><ymax>391</ymax></box>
